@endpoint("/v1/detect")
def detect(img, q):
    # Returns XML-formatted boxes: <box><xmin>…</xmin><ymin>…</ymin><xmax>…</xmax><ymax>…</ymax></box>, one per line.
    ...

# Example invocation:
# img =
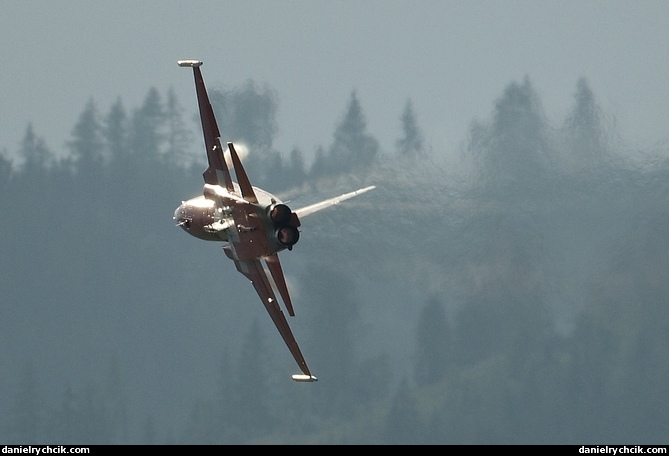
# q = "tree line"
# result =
<box><xmin>2</xmin><ymin>76</ymin><xmax>668</xmax><ymax>444</ymax></box>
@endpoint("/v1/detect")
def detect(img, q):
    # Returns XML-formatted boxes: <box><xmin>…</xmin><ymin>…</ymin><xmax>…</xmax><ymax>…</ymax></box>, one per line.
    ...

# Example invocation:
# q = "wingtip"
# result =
<box><xmin>177</xmin><ymin>59</ymin><xmax>203</xmax><ymax>67</ymax></box>
<box><xmin>292</xmin><ymin>373</ymin><xmax>318</xmax><ymax>382</ymax></box>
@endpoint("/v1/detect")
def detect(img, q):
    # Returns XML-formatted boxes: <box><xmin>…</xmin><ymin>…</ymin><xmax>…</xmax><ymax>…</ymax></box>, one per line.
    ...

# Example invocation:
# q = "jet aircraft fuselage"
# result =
<box><xmin>175</xmin><ymin>183</ymin><xmax>300</xmax><ymax>259</ymax></box>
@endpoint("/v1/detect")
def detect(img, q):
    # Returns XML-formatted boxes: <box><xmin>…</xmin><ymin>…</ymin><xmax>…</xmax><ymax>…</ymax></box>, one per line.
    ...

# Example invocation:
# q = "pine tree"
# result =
<box><xmin>414</xmin><ymin>295</ymin><xmax>452</xmax><ymax>386</ymax></box>
<box><xmin>129</xmin><ymin>87</ymin><xmax>165</xmax><ymax>162</ymax></box>
<box><xmin>287</xmin><ymin>147</ymin><xmax>306</xmax><ymax>187</ymax></box>
<box><xmin>227</xmin><ymin>79</ymin><xmax>278</xmax><ymax>150</ymax></box>
<box><xmin>232</xmin><ymin>319</ymin><xmax>273</xmax><ymax>440</ymax></box>
<box><xmin>563</xmin><ymin>77</ymin><xmax>606</xmax><ymax>168</ymax></box>
<box><xmin>0</xmin><ymin>148</ymin><xmax>12</xmax><ymax>189</ymax></box>
<box><xmin>127</xmin><ymin>87</ymin><xmax>165</xmax><ymax>199</ymax></box>
<box><xmin>208</xmin><ymin>80</ymin><xmax>278</xmax><ymax>149</ymax></box>
<box><xmin>19</xmin><ymin>123</ymin><xmax>52</xmax><ymax>174</ymax></box>
<box><xmin>207</xmin><ymin>81</ymin><xmax>279</xmax><ymax>183</ymax></box>
<box><xmin>396</xmin><ymin>99</ymin><xmax>424</xmax><ymax>157</ymax></box>
<box><xmin>69</xmin><ymin>98</ymin><xmax>104</xmax><ymax>163</ymax></box>
<box><xmin>474</xmin><ymin>76</ymin><xmax>549</xmax><ymax>185</ymax></box>
<box><xmin>309</xmin><ymin>145</ymin><xmax>327</xmax><ymax>178</ymax></box>
<box><xmin>104</xmin><ymin>97</ymin><xmax>129</xmax><ymax>163</ymax></box>
<box><xmin>68</xmin><ymin>98</ymin><xmax>105</xmax><ymax>179</ymax></box>
<box><xmin>329</xmin><ymin>90</ymin><xmax>379</xmax><ymax>174</ymax></box>
<box><xmin>380</xmin><ymin>378</ymin><xmax>423</xmax><ymax>444</ymax></box>
<box><xmin>213</xmin><ymin>348</ymin><xmax>235</xmax><ymax>443</ymax></box>
<box><xmin>300</xmin><ymin>264</ymin><xmax>360</xmax><ymax>416</ymax></box>
<box><xmin>164</xmin><ymin>87</ymin><xmax>194</xmax><ymax>168</ymax></box>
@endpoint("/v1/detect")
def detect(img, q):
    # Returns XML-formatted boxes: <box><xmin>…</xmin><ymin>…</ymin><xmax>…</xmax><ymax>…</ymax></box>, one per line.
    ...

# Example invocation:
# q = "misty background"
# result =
<box><xmin>3</xmin><ymin>1</ymin><xmax>669</xmax><ymax>445</ymax></box>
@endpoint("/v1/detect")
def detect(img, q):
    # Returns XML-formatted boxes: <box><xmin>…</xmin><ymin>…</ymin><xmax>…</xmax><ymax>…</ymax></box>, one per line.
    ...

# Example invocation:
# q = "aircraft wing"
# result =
<box><xmin>295</xmin><ymin>185</ymin><xmax>376</xmax><ymax>218</ymax></box>
<box><xmin>225</xmin><ymin>187</ymin><xmax>313</xmax><ymax>380</ymax></box>
<box><xmin>179</xmin><ymin>60</ymin><xmax>234</xmax><ymax>192</ymax></box>
<box><xmin>233</xmin><ymin>257</ymin><xmax>317</xmax><ymax>382</ymax></box>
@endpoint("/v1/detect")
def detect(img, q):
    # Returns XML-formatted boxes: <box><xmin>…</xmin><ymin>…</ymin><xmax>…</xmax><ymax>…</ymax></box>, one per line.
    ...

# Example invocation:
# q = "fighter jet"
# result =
<box><xmin>174</xmin><ymin>60</ymin><xmax>375</xmax><ymax>382</ymax></box>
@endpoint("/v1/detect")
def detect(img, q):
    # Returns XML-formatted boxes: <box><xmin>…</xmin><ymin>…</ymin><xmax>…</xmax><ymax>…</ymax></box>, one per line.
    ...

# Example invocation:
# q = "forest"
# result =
<box><xmin>1</xmin><ymin>75</ymin><xmax>668</xmax><ymax>444</ymax></box>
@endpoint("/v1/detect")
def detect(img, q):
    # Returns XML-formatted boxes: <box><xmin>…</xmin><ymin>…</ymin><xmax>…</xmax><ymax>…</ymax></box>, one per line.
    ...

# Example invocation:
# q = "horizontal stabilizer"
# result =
<box><xmin>292</xmin><ymin>373</ymin><xmax>318</xmax><ymax>382</ymax></box>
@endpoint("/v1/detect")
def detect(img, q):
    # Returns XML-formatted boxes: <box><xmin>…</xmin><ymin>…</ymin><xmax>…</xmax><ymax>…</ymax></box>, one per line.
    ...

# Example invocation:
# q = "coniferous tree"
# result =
<box><xmin>232</xmin><ymin>319</ymin><xmax>273</xmax><ymax>440</ymax></box>
<box><xmin>0</xmin><ymin>148</ymin><xmax>12</xmax><ymax>190</ymax></box>
<box><xmin>312</xmin><ymin>91</ymin><xmax>378</xmax><ymax>177</ymax></box>
<box><xmin>208</xmin><ymin>81</ymin><xmax>277</xmax><ymax>143</ymax></box>
<box><xmin>569</xmin><ymin>213</ymin><xmax>669</xmax><ymax>443</ymax></box>
<box><xmin>207</xmin><ymin>81</ymin><xmax>280</xmax><ymax>185</ymax></box>
<box><xmin>396</xmin><ymin>99</ymin><xmax>424</xmax><ymax>158</ymax></box>
<box><xmin>453</xmin><ymin>209</ymin><xmax>551</xmax><ymax>371</ymax></box>
<box><xmin>380</xmin><ymin>378</ymin><xmax>423</xmax><ymax>444</ymax></box>
<box><xmin>104</xmin><ymin>97</ymin><xmax>129</xmax><ymax>163</ymax></box>
<box><xmin>563</xmin><ymin>77</ymin><xmax>606</xmax><ymax>169</ymax></box>
<box><xmin>257</xmin><ymin>148</ymin><xmax>286</xmax><ymax>190</ymax></box>
<box><xmin>67</xmin><ymin>98</ymin><xmax>106</xmax><ymax>218</ymax></box>
<box><xmin>68</xmin><ymin>97</ymin><xmax>105</xmax><ymax>175</ymax></box>
<box><xmin>103</xmin><ymin>97</ymin><xmax>131</xmax><ymax>209</ymax></box>
<box><xmin>226</xmin><ymin>79</ymin><xmax>278</xmax><ymax>150</ymax></box>
<box><xmin>213</xmin><ymin>348</ymin><xmax>235</xmax><ymax>443</ymax></box>
<box><xmin>11</xmin><ymin>60</ymin><xmax>669</xmax><ymax>445</ymax></box>
<box><xmin>127</xmin><ymin>87</ymin><xmax>165</xmax><ymax>201</ymax></box>
<box><xmin>164</xmin><ymin>87</ymin><xmax>194</xmax><ymax>168</ymax></box>
<box><xmin>15</xmin><ymin>124</ymin><xmax>54</xmax><ymax>233</ymax></box>
<box><xmin>287</xmin><ymin>147</ymin><xmax>306</xmax><ymax>187</ymax></box>
<box><xmin>332</xmin><ymin>90</ymin><xmax>378</xmax><ymax>170</ymax></box>
<box><xmin>129</xmin><ymin>87</ymin><xmax>165</xmax><ymax>163</ymax></box>
<box><xmin>310</xmin><ymin>145</ymin><xmax>327</xmax><ymax>178</ymax></box>
<box><xmin>414</xmin><ymin>295</ymin><xmax>452</xmax><ymax>386</ymax></box>
<box><xmin>472</xmin><ymin>77</ymin><xmax>549</xmax><ymax>187</ymax></box>
<box><xmin>300</xmin><ymin>264</ymin><xmax>361</xmax><ymax>417</ymax></box>
<box><xmin>19</xmin><ymin>123</ymin><xmax>52</xmax><ymax>175</ymax></box>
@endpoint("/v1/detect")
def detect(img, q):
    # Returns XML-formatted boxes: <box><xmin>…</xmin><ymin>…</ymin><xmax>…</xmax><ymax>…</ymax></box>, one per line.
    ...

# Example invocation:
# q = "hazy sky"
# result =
<box><xmin>3</xmin><ymin>1</ymin><xmax>668</xmax><ymax>163</ymax></box>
